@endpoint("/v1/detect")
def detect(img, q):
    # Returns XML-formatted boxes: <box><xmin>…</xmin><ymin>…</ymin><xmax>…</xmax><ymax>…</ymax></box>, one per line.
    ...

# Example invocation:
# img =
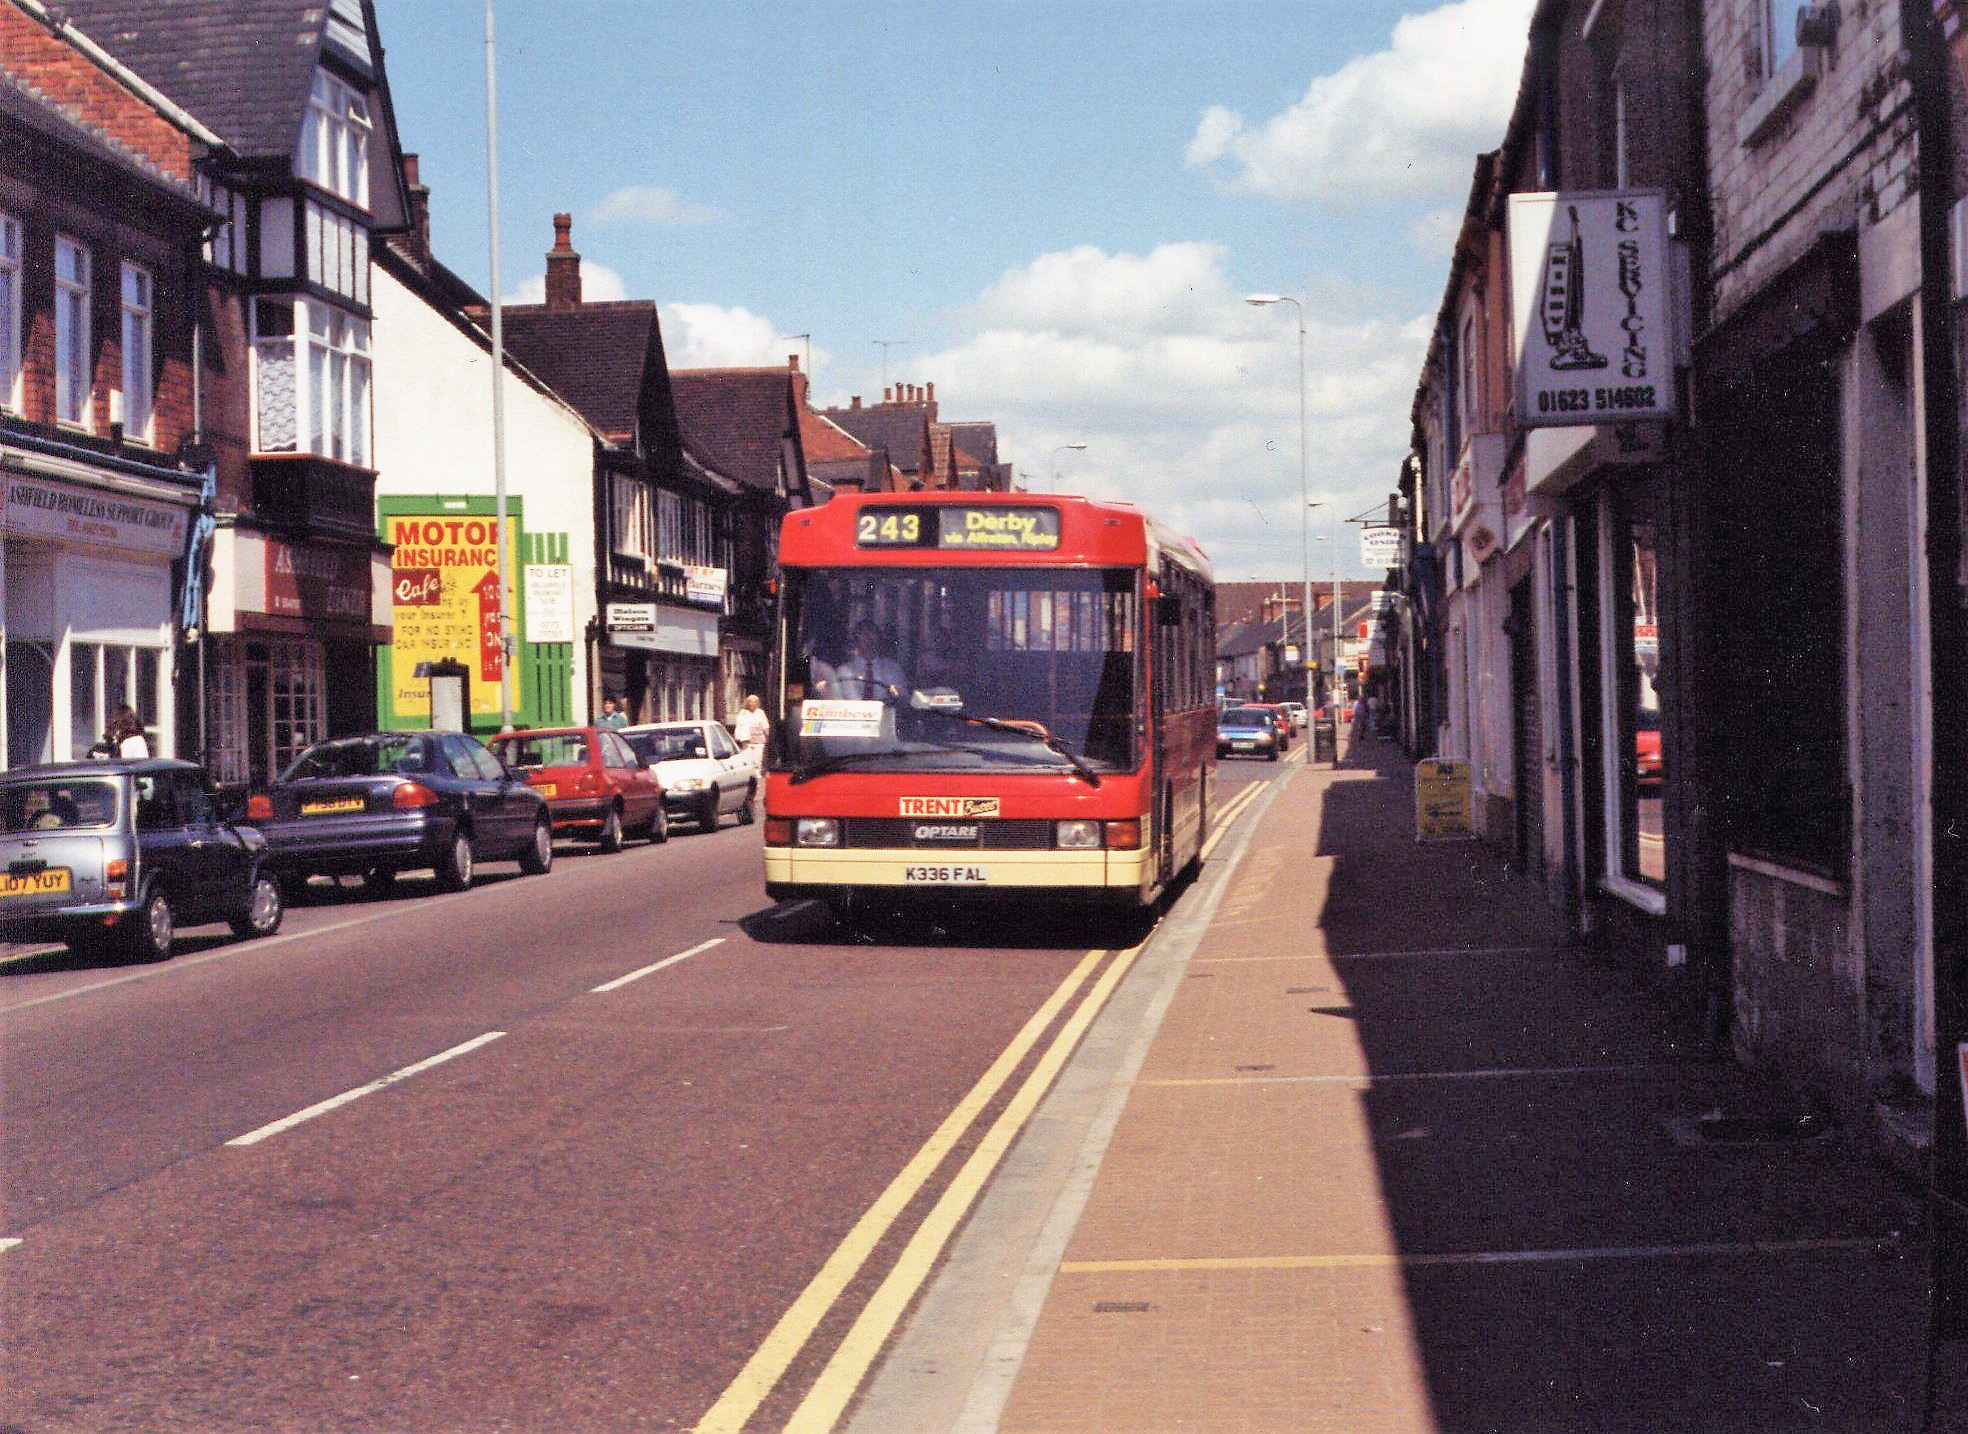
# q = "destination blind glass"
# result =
<box><xmin>854</xmin><ymin>506</ymin><xmax>1062</xmax><ymax>552</ymax></box>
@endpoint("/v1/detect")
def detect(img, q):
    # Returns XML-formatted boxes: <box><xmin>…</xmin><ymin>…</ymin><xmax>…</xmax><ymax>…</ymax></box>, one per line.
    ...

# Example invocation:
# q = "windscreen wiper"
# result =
<box><xmin>918</xmin><ymin>710</ymin><xmax>1102</xmax><ymax>788</ymax></box>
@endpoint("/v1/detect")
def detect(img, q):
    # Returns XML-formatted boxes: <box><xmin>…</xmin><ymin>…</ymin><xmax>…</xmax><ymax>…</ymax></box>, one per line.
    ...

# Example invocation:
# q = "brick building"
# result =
<box><xmin>58</xmin><ymin>0</ymin><xmax>412</xmax><ymax>789</ymax></box>
<box><xmin>0</xmin><ymin>1</ymin><xmax>219</xmax><ymax>766</ymax></box>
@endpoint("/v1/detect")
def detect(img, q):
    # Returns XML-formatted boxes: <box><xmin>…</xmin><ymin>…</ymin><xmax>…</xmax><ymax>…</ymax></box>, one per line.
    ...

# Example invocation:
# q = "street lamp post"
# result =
<box><xmin>1247</xmin><ymin>293</ymin><xmax>1312</xmax><ymax>707</ymax></box>
<box><xmin>1049</xmin><ymin>442</ymin><xmax>1087</xmax><ymax>492</ymax></box>
<box><xmin>484</xmin><ymin>0</ymin><xmax>514</xmax><ymax>732</ymax></box>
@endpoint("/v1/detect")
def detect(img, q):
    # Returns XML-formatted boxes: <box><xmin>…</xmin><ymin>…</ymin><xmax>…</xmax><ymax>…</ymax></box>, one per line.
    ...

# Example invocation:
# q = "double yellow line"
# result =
<box><xmin>694</xmin><ymin>769</ymin><xmax>1277</xmax><ymax>1433</ymax></box>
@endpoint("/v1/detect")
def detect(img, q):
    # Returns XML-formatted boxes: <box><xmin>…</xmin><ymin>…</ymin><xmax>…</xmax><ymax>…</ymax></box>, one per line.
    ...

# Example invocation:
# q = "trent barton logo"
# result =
<box><xmin>899</xmin><ymin>797</ymin><xmax>1001</xmax><ymax>819</ymax></box>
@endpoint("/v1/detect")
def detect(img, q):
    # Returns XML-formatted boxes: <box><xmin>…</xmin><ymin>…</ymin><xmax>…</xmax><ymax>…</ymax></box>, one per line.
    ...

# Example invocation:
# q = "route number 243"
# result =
<box><xmin>857</xmin><ymin>512</ymin><xmax>922</xmax><ymax>546</ymax></box>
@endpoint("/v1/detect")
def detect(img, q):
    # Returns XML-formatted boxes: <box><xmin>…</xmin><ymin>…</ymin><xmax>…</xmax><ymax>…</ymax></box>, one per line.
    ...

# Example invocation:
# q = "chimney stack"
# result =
<box><xmin>545</xmin><ymin>212</ymin><xmax>581</xmax><ymax>310</ymax></box>
<box><xmin>850</xmin><ymin>395</ymin><xmax>862</xmax><ymax>409</ymax></box>
<box><xmin>925</xmin><ymin>381</ymin><xmax>936</xmax><ymax>419</ymax></box>
<box><xmin>399</xmin><ymin>154</ymin><xmax>433</xmax><ymax>272</ymax></box>
<box><xmin>788</xmin><ymin>353</ymin><xmax>800</xmax><ymax>373</ymax></box>
<box><xmin>883</xmin><ymin>387</ymin><xmax>893</xmax><ymax>402</ymax></box>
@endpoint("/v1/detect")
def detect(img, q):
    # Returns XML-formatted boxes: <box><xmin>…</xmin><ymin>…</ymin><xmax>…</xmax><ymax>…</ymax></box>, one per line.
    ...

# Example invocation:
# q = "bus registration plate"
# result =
<box><xmin>904</xmin><ymin>865</ymin><xmax>987</xmax><ymax>884</ymax></box>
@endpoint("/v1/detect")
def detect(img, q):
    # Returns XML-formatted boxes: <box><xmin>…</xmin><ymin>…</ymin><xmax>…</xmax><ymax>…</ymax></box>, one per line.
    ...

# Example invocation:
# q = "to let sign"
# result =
<box><xmin>1415</xmin><ymin>759</ymin><xmax>1474</xmax><ymax>842</ymax></box>
<box><xmin>1508</xmin><ymin>190</ymin><xmax>1678</xmax><ymax>429</ymax></box>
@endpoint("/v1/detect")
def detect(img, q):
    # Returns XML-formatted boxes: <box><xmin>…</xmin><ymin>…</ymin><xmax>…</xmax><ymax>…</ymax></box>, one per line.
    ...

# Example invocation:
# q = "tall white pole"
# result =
<box><xmin>1332</xmin><ymin>517</ymin><xmax>1343</xmax><ymax>704</ymax></box>
<box><xmin>1294</xmin><ymin>305</ymin><xmax>1312</xmax><ymax>707</ymax></box>
<box><xmin>484</xmin><ymin>0</ymin><xmax>513</xmax><ymax>732</ymax></box>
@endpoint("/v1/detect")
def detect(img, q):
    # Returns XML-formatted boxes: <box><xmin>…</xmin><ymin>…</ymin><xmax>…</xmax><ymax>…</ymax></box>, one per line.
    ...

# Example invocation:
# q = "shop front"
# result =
<box><xmin>200</xmin><ymin>527</ymin><xmax>390</xmax><ymax>788</ymax></box>
<box><xmin>0</xmin><ymin>448</ymin><xmax>199</xmax><ymax>769</ymax></box>
<box><xmin>601</xmin><ymin>599</ymin><xmax>720</xmax><ymax>723</ymax></box>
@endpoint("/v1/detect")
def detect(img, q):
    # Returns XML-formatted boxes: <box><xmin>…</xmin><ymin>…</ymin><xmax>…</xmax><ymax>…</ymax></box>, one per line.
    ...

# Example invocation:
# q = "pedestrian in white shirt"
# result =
<box><xmin>734</xmin><ymin>694</ymin><xmax>771</xmax><ymax>767</ymax></box>
<box><xmin>111</xmin><ymin>705</ymin><xmax>149</xmax><ymax>759</ymax></box>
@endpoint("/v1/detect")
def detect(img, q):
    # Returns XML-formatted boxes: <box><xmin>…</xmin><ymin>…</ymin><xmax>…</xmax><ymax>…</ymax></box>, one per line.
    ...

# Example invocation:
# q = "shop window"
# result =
<box><xmin>205</xmin><ymin>645</ymin><xmax>250</xmax><ymax>787</ymax></box>
<box><xmin>68</xmin><ymin>643</ymin><xmax>162</xmax><ymax>758</ymax></box>
<box><xmin>120</xmin><ymin>263</ymin><xmax>154</xmax><ymax>444</ymax></box>
<box><xmin>1599</xmin><ymin>491</ymin><xmax>1666</xmax><ymax>892</ymax></box>
<box><xmin>0</xmin><ymin>211</ymin><xmax>19</xmax><ymax>413</ymax></box>
<box><xmin>54</xmin><ymin>236</ymin><xmax>90</xmax><ymax>428</ymax></box>
<box><xmin>246</xmin><ymin>640</ymin><xmax>327</xmax><ymax>782</ymax></box>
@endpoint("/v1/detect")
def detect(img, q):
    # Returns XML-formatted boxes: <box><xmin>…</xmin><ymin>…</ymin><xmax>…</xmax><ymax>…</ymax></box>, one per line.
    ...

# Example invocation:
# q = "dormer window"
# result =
<box><xmin>299</xmin><ymin>69</ymin><xmax>371</xmax><ymax>210</ymax></box>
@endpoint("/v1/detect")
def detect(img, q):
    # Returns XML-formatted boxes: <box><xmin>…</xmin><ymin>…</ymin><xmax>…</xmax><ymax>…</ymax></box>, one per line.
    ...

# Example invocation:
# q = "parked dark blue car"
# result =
<box><xmin>249</xmin><ymin>732</ymin><xmax>552</xmax><ymax>895</ymax></box>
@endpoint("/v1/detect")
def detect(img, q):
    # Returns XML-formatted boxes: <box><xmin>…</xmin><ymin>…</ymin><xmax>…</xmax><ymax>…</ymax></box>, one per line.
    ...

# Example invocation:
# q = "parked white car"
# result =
<box><xmin>620</xmin><ymin>721</ymin><xmax>757</xmax><ymax>832</ymax></box>
<box><xmin>1281</xmin><ymin>701</ymin><xmax>1309</xmax><ymax>730</ymax></box>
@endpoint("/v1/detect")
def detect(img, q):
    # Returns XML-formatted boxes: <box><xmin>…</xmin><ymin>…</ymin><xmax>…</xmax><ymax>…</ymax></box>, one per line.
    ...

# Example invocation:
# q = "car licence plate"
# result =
<box><xmin>301</xmin><ymin>798</ymin><xmax>366</xmax><ymax>816</ymax></box>
<box><xmin>1231</xmin><ymin>741</ymin><xmax>1256</xmax><ymax>750</ymax></box>
<box><xmin>903</xmin><ymin>865</ymin><xmax>987</xmax><ymax>884</ymax></box>
<box><xmin>534</xmin><ymin>783</ymin><xmax>558</xmax><ymax>798</ymax></box>
<box><xmin>0</xmin><ymin>868</ymin><xmax>71</xmax><ymax>898</ymax></box>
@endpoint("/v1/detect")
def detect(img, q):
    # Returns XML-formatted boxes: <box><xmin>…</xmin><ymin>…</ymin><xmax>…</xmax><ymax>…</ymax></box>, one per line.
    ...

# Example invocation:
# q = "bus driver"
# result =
<box><xmin>814</xmin><ymin>619</ymin><xmax>907</xmax><ymax>703</ymax></box>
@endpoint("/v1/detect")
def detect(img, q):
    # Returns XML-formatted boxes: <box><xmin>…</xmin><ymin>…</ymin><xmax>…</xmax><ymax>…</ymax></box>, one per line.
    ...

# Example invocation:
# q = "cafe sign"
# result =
<box><xmin>1508</xmin><ymin>190</ymin><xmax>1678</xmax><ymax>429</ymax></box>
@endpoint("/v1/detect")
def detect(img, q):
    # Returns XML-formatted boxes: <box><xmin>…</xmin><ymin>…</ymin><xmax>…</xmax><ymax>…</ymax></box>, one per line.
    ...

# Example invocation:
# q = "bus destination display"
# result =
<box><xmin>854</xmin><ymin>506</ymin><xmax>1062</xmax><ymax>552</ymax></box>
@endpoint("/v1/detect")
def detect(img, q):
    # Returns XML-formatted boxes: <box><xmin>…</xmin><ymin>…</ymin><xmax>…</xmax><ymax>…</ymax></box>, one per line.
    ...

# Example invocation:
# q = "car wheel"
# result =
<box><xmin>1267</xmin><ymin>747</ymin><xmax>1280</xmax><ymax>762</ymax></box>
<box><xmin>698</xmin><ymin>795</ymin><xmax>720</xmax><ymax>832</ymax></box>
<box><xmin>436</xmin><ymin>828</ymin><xmax>475</xmax><ymax>892</ymax></box>
<box><xmin>126</xmin><ymin>888</ymin><xmax>175</xmax><ymax>962</ymax></box>
<box><xmin>737</xmin><ymin>784</ymin><xmax>756</xmax><ymax>826</ymax></box>
<box><xmin>647</xmin><ymin>805</ymin><xmax>669</xmax><ymax>844</ymax></box>
<box><xmin>597</xmin><ymin>804</ymin><xmax>625</xmax><ymax>853</ymax></box>
<box><xmin>518</xmin><ymin>817</ymin><xmax>554</xmax><ymax>875</ymax></box>
<box><xmin>230</xmin><ymin>872</ymin><xmax>285</xmax><ymax>940</ymax></box>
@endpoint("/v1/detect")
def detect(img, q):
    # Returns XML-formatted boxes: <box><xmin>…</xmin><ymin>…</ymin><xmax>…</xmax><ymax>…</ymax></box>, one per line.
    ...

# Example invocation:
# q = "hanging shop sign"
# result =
<box><xmin>1415</xmin><ymin>758</ymin><xmax>1475</xmax><ymax>841</ymax></box>
<box><xmin>523</xmin><ymin>563</ymin><xmax>576</xmax><ymax>644</ymax></box>
<box><xmin>684</xmin><ymin>564</ymin><xmax>728</xmax><ymax>608</ymax></box>
<box><xmin>384</xmin><ymin>512</ymin><xmax>519</xmax><ymax>720</ymax></box>
<box><xmin>1360</xmin><ymin>526</ymin><xmax>1403</xmax><ymax>571</ymax></box>
<box><xmin>1508</xmin><ymin>190</ymin><xmax>1678</xmax><ymax>428</ymax></box>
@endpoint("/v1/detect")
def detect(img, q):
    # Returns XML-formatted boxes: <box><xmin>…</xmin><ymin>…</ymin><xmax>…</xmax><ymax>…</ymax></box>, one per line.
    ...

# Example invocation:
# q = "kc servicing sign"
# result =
<box><xmin>1508</xmin><ymin>190</ymin><xmax>1678</xmax><ymax>428</ymax></box>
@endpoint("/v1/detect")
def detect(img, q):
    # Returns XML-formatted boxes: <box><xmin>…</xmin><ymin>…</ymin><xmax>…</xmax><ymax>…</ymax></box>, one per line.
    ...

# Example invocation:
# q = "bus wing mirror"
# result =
<box><xmin>1155</xmin><ymin>594</ymin><xmax>1182</xmax><ymax>627</ymax></box>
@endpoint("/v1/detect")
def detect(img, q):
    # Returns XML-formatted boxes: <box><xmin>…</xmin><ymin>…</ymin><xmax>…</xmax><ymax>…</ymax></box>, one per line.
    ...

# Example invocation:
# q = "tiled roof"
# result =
<box><xmin>821</xmin><ymin>402</ymin><xmax>930</xmax><ymax>476</ymax></box>
<box><xmin>0</xmin><ymin>72</ymin><xmax>204</xmax><ymax>208</ymax></box>
<box><xmin>491</xmin><ymin>301</ymin><xmax>665</xmax><ymax>441</ymax></box>
<box><xmin>947</xmin><ymin>421</ymin><xmax>999</xmax><ymax>467</ymax></box>
<box><xmin>669</xmin><ymin>368</ymin><xmax>799</xmax><ymax>496</ymax></box>
<box><xmin>56</xmin><ymin>0</ymin><xmax>327</xmax><ymax>158</ymax></box>
<box><xmin>799</xmin><ymin>406</ymin><xmax>870</xmax><ymax>464</ymax></box>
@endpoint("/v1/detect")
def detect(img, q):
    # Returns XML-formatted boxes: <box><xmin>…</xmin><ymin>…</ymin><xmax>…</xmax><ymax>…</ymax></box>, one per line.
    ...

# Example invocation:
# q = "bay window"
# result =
<box><xmin>298</xmin><ymin>69</ymin><xmax>372</xmax><ymax>209</ymax></box>
<box><xmin>252</xmin><ymin>297</ymin><xmax>371</xmax><ymax>465</ymax></box>
<box><xmin>120</xmin><ymin>263</ymin><xmax>153</xmax><ymax>443</ymax></box>
<box><xmin>54</xmin><ymin>236</ymin><xmax>90</xmax><ymax>428</ymax></box>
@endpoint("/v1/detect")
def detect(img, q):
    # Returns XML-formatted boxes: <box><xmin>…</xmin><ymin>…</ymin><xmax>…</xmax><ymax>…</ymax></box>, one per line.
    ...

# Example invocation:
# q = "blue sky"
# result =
<box><xmin>380</xmin><ymin>0</ymin><xmax>1536</xmax><ymax>581</ymax></box>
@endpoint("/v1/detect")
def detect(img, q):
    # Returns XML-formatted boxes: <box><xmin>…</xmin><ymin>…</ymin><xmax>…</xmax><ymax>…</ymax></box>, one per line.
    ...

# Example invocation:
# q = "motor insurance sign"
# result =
<box><xmin>1508</xmin><ymin>190</ymin><xmax>1677</xmax><ymax>428</ymax></box>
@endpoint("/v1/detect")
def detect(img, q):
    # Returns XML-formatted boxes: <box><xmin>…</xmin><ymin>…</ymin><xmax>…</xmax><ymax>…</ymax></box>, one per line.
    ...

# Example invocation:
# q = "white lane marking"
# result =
<box><xmin>1144</xmin><ymin>1061</ymin><xmax>1679</xmax><ymax>1089</ymax></box>
<box><xmin>225</xmin><ymin>1031</ymin><xmax>506</xmax><ymax>1147</ymax></box>
<box><xmin>589</xmin><ymin>937</ymin><xmax>724</xmax><ymax>994</ymax></box>
<box><xmin>0</xmin><ymin>1238</ymin><xmax>22</xmax><ymax>1253</ymax></box>
<box><xmin>1057</xmin><ymin>1234</ymin><xmax>1898</xmax><ymax>1276</ymax></box>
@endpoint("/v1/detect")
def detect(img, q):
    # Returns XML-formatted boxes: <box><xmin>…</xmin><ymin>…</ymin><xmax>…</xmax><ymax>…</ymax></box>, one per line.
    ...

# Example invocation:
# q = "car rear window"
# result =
<box><xmin>283</xmin><ymin>737</ymin><xmax>432</xmax><ymax>781</ymax></box>
<box><xmin>0</xmin><ymin>779</ymin><xmax>120</xmax><ymax>832</ymax></box>
<box><xmin>493</xmin><ymin>733</ymin><xmax>590</xmax><ymax>769</ymax></box>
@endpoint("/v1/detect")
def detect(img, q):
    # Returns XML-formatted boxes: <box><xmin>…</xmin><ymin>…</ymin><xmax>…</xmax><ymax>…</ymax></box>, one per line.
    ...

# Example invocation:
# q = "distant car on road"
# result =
<box><xmin>486</xmin><ymin>726</ymin><xmax>667</xmax><ymax>850</ymax></box>
<box><xmin>1248</xmin><ymin>703</ymin><xmax>1293</xmax><ymax>751</ymax></box>
<box><xmin>620</xmin><ymin>720</ymin><xmax>757</xmax><ymax>832</ymax></box>
<box><xmin>1217</xmin><ymin>707</ymin><xmax>1280</xmax><ymax>761</ymax></box>
<box><xmin>250</xmin><ymin>732</ymin><xmax>552</xmax><ymax>895</ymax></box>
<box><xmin>1280</xmin><ymin>701</ymin><xmax>1308</xmax><ymax>730</ymax></box>
<box><xmin>1635</xmin><ymin>707</ymin><xmax>1663</xmax><ymax>792</ymax></box>
<box><xmin>0</xmin><ymin>760</ymin><xmax>282</xmax><ymax>961</ymax></box>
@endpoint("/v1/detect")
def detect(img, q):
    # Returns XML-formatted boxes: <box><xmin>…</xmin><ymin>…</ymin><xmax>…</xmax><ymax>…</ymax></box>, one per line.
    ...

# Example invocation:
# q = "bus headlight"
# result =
<box><xmin>796</xmin><ymin>817</ymin><xmax>842</xmax><ymax>848</ymax></box>
<box><xmin>1055</xmin><ymin>819</ymin><xmax>1103</xmax><ymax>850</ymax></box>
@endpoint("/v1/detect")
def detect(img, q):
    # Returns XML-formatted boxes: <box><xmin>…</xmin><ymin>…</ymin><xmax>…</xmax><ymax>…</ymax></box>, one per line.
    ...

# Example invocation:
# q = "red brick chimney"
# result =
<box><xmin>850</xmin><ymin>395</ymin><xmax>862</xmax><ymax>409</ymax></box>
<box><xmin>545</xmin><ymin>213</ymin><xmax>581</xmax><ymax>310</ymax></box>
<box><xmin>399</xmin><ymin>153</ymin><xmax>432</xmax><ymax>272</ymax></box>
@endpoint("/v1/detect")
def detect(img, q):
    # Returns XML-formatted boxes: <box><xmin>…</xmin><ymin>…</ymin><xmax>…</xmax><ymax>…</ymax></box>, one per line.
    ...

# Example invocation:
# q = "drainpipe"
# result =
<box><xmin>1905</xmin><ymin>0</ymin><xmax>1968</xmax><ymax>1407</ymax></box>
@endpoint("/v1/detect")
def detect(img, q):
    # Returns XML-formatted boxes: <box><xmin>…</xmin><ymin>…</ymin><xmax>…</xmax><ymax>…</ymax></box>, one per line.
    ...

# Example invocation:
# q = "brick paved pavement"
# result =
<box><xmin>994</xmin><ymin>739</ymin><xmax>1933</xmax><ymax>1433</ymax></box>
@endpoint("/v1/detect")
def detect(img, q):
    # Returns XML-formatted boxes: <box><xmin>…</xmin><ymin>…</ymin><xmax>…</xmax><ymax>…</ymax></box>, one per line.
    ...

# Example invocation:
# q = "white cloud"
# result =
<box><xmin>864</xmin><ymin>243</ymin><xmax>1428</xmax><ymax>583</ymax></box>
<box><xmin>503</xmin><ymin>261</ymin><xmax>629</xmax><ymax>305</ymax></box>
<box><xmin>1185</xmin><ymin>0</ymin><xmax>1534</xmax><ymax>206</ymax></box>
<box><xmin>590</xmin><ymin>185</ymin><xmax>724</xmax><ymax>228</ymax></box>
<box><xmin>660</xmin><ymin>301</ymin><xmax>828</xmax><ymax>372</ymax></box>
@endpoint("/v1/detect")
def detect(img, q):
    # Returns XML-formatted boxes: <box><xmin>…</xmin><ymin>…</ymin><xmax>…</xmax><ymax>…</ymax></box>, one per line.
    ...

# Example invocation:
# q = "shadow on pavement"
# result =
<box><xmin>1312</xmin><ymin>736</ymin><xmax>1931</xmax><ymax>1432</ymax></box>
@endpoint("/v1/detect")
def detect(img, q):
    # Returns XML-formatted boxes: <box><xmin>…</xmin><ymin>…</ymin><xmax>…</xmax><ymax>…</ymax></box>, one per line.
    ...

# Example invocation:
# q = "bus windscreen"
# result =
<box><xmin>776</xmin><ymin>567</ymin><xmax>1140</xmax><ymax>776</ymax></box>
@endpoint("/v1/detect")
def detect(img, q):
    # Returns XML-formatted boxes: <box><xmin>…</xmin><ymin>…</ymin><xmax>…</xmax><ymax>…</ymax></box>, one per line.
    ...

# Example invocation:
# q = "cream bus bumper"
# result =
<box><xmin>765</xmin><ymin>846</ymin><xmax>1153</xmax><ymax>898</ymax></box>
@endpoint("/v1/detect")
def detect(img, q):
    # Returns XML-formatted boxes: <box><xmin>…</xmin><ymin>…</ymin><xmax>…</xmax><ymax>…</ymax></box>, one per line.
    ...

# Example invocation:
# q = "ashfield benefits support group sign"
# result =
<box><xmin>1508</xmin><ymin>190</ymin><xmax>1677</xmax><ymax>429</ymax></box>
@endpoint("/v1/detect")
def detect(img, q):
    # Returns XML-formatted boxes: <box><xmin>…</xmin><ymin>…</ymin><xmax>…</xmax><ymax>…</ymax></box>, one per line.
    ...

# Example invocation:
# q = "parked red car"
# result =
<box><xmin>1634</xmin><ymin>708</ymin><xmax>1663</xmax><ymax>792</ymax></box>
<box><xmin>486</xmin><ymin>727</ymin><xmax>667</xmax><ymax>850</ymax></box>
